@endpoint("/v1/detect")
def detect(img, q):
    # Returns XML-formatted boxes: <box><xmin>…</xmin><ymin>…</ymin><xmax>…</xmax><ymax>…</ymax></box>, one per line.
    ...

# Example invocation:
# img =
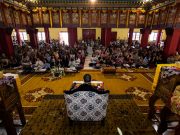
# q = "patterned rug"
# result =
<box><xmin>20</xmin><ymin>74</ymin><xmax>35</xmax><ymax>85</ymax></box>
<box><xmin>20</xmin><ymin>95</ymin><xmax>157</xmax><ymax>135</ymax></box>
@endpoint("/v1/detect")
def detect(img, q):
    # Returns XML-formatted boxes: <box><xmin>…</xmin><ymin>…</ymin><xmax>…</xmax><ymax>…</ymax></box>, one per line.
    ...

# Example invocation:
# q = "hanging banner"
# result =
<box><xmin>14</xmin><ymin>10</ymin><xmax>20</xmax><ymax>26</ymax></box>
<box><xmin>42</xmin><ymin>10</ymin><xmax>50</xmax><ymax>27</ymax></box>
<box><xmin>21</xmin><ymin>12</ymin><xmax>27</xmax><ymax>26</ymax></box>
<box><xmin>159</xmin><ymin>10</ymin><xmax>167</xmax><ymax>26</ymax></box>
<box><xmin>91</xmin><ymin>10</ymin><xmax>99</xmax><ymax>27</ymax></box>
<box><xmin>52</xmin><ymin>10</ymin><xmax>59</xmax><ymax>27</ymax></box>
<box><xmin>175</xmin><ymin>8</ymin><xmax>180</xmax><ymax>27</ymax></box>
<box><xmin>32</xmin><ymin>12</ymin><xmax>40</xmax><ymax>26</ymax></box>
<box><xmin>109</xmin><ymin>10</ymin><xmax>117</xmax><ymax>27</ymax></box>
<box><xmin>71</xmin><ymin>9</ymin><xmax>79</xmax><ymax>27</ymax></box>
<box><xmin>153</xmin><ymin>12</ymin><xmax>159</xmax><ymax>26</ymax></box>
<box><xmin>138</xmin><ymin>13</ymin><xmax>145</xmax><ymax>27</ymax></box>
<box><xmin>119</xmin><ymin>10</ymin><xmax>127</xmax><ymax>27</ymax></box>
<box><xmin>4</xmin><ymin>7</ymin><xmax>13</xmax><ymax>26</ymax></box>
<box><xmin>167</xmin><ymin>7</ymin><xmax>176</xmax><ymax>26</ymax></box>
<box><xmin>147</xmin><ymin>13</ymin><xmax>152</xmax><ymax>26</ymax></box>
<box><xmin>27</xmin><ymin>15</ymin><xmax>32</xmax><ymax>26</ymax></box>
<box><xmin>62</xmin><ymin>9</ymin><xmax>71</xmax><ymax>27</ymax></box>
<box><xmin>129</xmin><ymin>12</ymin><xmax>136</xmax><ymax>26</ymax></box>
<box><xmin>100</xmin><ymin>10</ymin><xmax>108</xmax><ymax>27</ymax></box>
<box><xmin>82</xmin><ymin>10</ymin><xmax>89</xmax><ymax>27</ymax></box>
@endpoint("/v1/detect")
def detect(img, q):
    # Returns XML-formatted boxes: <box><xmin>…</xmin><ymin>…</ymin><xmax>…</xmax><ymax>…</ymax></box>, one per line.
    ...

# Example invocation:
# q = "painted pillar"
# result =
<box><xmin>26</xmin><ymin>27</ymin><xmax>38</xmax><ymax>48</ymax></box>
<box><xmin>15</xmin><ymin>28</ymin><xmax>22</xmax><ymax>46</ymax></box>
<box><xmin>156</xmin><ymin>29</ymin><xmax>162</xmax><ymax>46</ymax></box>
<box><xmin>68</xmin><ymin>28</ymin><xmax>77</xmax><ymax>47</ymax></box>
<box><xmin>44</xmin><ymin>27</ymin><xmax>50</xmax><ymax>44</ymax></box>
<box><xmin>140</xmin><ymin>28</ymin><xmax>151</xmax><ymax>48</ymax></box>
<box><xmin>0</xmin><ymin>28</ymin><xmax>14</xmax><ymax>57</ymax></box>
<box><xmin>128</xmin><ymin>28</ymin><xmax>134</xmax><ymax>45</ymax></box>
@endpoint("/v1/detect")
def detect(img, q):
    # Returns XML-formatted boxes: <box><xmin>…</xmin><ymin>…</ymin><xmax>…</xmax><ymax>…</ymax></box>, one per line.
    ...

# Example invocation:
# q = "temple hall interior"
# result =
<box><xmin>0</xmin><ymin>0</ymin><xmax>180</xmax><ymax>135</ymax></box>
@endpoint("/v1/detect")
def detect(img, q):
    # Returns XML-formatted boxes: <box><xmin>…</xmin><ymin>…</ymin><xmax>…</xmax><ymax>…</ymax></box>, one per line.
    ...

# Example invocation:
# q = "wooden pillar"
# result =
<box><xmin>101</xmin><ymin>28</ymin><xmax>111</xmax><ymax>46</ymax></box>
<box><xmin>156</xmin><ymin>29</ymin><xmax>162</xmax><ymax>46</ymax></box>
<box><xmin>163</xmin><ymin>28</ymin><xmax>180</xmax><ymax>57</ymax></box>
<box><xmin>44</xmin><ymin>27</ymin><xmax>50</xmax><ymax>44</ymax></box>
<box><xmin>140</xmin><ymin>28</ymin><xmax>151</xmax><ymax>48</ymax></box>
<box><xmin>0</xmin><ymin>28</ymin><xmax>14</xmax><ymax>57</ymax></box>
<box><xmin>128</xmin><ymin>28</ymin><xmax>134</xmax><ymax>45</ymax></box>
<box><xmin>26</xmin><ymin>28</ymin><xmax>38</xmax><ymax>48</ymax></box>
<box><xmin>68</xmin><ymin>28</ymin><xmax>77</xmax><ymax>47</ymax></box>
<box><xmin>15</xmin><ymin>28</ymin><xmax>22</xmax><ymax>46</ymax></box>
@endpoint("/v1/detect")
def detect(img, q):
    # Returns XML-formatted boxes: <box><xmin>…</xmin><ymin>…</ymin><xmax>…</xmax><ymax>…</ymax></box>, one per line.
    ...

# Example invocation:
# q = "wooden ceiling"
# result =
<box><xmin>8</xmin><ymin>0</ymin><xmax>175</xmax><ymax>9</ymax></box>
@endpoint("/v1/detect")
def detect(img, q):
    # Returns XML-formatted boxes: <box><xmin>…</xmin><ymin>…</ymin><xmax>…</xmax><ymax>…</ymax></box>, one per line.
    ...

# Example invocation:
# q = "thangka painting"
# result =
<box><xmin>21</xmin><ymin>13</ymin><xmax>27</xmax><ymax>25</ymax></box>
<box><xmin>129</xmin><ymin>13</ymin><xmax>136</xmax><ymax>25</ymax></box>
<box><xmin>14</xmin><ymin>11</ymin><xmax>20</xmax><ymax>25</ymax></box>
<box><xmin>119</xmin><ymin>12</ymin><xmax>126</xmax><ymax>25</ymax></box>
<box><xmin>153</xmin><ymin>13</ymin><xmax>159</xmax><ymax>25</ymax></box>
<box><xmin>138</xmin><ymin>14</ymin><xmax>145</xmax><ymax>25</ymax></box>
<box><xmin>27</xmin><ymin>15</ymin><xmax>32</xmax><ymax>26</ymax></box>
<box><xmin>147</xmin><ymin>14</ymin><xmax>152</xmax><ymax>26</ymax></box>
<box><xmin>91</xmin><ymin>10</ymin><xmax>99</xmax><ymax>25</ymax></box>
<box><xmin>62</xmin><ymin>11</ymin><xmax>70</xmax><ymax>24</ymax></box>
<box><xmin>160</xmin><ymin>11</ymin><xmax>167</xmax><ymax>25</ymax></box>
<box><xmin>32</xmin><ymin>13</ymin><xmax>40</xmax><ymax>25</ymax></box>
<box><xmin>109</xmin><ymin>11</ymin><xmax>117</xmax><ymax>25</ymax></box>
<box><xmin>52</xmin><ymin>12</ymin><xmax>59</xmax><ymax>25</ymax></box>
<box><xmin>175</xmin><ymin>8</ymin><xmax>180</xmax><ymax>24</ymax></box>
<box><xmin>72</xmin><ymin>11</ymin><xmax>79</xmax><ymax>24</ymax></box>
<box><xmin>82</xmin><ymin>11</ymin><xmax>89</xmax><ymax>25</ymax></box>
<box><xmin>167</xmin><ymin>8</ymin><xmax>176</xmax><ymax>24</ymax></box>
<box><xmin>42</xmin><ymin>12</ymin><xmax>49</xmax><ymax>24</ymax></box>
<box><xmin>4</xmin><ymin>8</ymin><xmax>12</xmax><ymax>24</ymax></box>
<box><xmin>101</xmin><ymin>11</ymin><xmax>108</xmax><ymax>24</ymax></box>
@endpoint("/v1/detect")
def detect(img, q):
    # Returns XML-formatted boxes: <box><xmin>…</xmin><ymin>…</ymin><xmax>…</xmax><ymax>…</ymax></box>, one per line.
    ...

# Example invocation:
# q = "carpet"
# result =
<box><xmin>20</xmin><ymin>95</ymin><xmax>157</xmax><ymax>135</ymax></box>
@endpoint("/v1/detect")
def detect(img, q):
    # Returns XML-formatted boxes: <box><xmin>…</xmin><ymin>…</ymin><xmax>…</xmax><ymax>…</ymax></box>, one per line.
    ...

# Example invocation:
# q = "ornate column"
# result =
<box><xmin>44</xmin><ymin>27</ymin><xmax>50</xmax><ymax>44</ymax></box>
<box><xmin>156</xmin><ymin>29</ymin><xmax>162</xmax><ymax>46</ymax></box>
<box><xmin>163</xmin><ymin>28</ymin><xmax>180</xmax><ymax>57</ymax></box>
<box><xmin>26</xmin><ymin>27</ymin><xmax>38</xmax><ymax>48</ymax></box>
<box><xmin>0</xmin><ymin>27</ymin><xmax>14</xmax><ymax>57</ymax></box>
<box><xmin>128</xmin><ymin>28</ymin><xmax>134</xmax><ymax>45</ymax></box>
<box><xmin>140</xmin><ymin>28</ymin><xmax>151</xmax><ymax>48</ymax></box>
<box><xmin>68</xmin><ymin>28</ymin><xmax>77</xmax><ymax>47</ymax></box>
<box><xmin>15</xmin><ymin>28</ymin><xmax>22</xmax><ymax>46</ymax></box>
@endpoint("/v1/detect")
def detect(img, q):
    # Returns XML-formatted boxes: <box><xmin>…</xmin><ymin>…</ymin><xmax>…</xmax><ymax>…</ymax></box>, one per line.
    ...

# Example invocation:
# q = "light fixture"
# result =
<box><xmin>90</xmin><ymin>0</ymin><xmax>96</xmax><ymax>3</ymax></box>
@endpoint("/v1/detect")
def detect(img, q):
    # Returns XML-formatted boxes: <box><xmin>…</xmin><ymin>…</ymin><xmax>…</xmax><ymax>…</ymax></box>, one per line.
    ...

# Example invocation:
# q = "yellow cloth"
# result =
<box><xmin>152</xmin><ymin>64</ymin><xmax>175</xmax><ymax>91</ymax></box>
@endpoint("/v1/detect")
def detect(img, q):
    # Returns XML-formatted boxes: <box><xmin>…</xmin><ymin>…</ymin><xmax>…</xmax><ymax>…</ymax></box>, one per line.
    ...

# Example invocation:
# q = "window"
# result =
<box><xmin>149</xmin><ymin>32</ymin><xmax>158</xmax><ymax>41</ymax></box>
<box><xmin>38</xmin><ymin>32</ymin><xmax>45</xmax><ymax>41</ymax></box>
<box><xmin>132</xmin><ymin>32</ymin><xmax>140</xmax><ymax>40</ymax></box>
<box><xmin>59</xmin><ymin>32</ymin><xmax>69</xmax><ymax>45</ymax></box>
<box><xmin>20</xmin><ymin>32</ymin><xmax>28</xmax><ymax>41</ymax></box>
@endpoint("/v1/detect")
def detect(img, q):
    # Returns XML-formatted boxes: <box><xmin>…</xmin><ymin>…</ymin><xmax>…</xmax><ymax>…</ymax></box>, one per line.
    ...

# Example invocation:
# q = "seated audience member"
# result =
<box><xmin>68</xmin><ymin>58</ymin><xmax>76</xmax><ymax>70</ymax></box>
<box><xmin>34</xmin><ymin>58</ymin><xmax>45</xmax><ymax>71</ymax></box>
<box><xmin>70</xmin><ymin>74</ymin><xmax>98</xmax><ymax>91</ymax></box>
<box><xmin>21</xmin><ymin>55</ymin><xmax>33</xmax><ymax>73</ymax></box>
<box><xmin>0</xmin><ymin>53</ymin><xmax>9</xmax><ymax>68</ymax></box>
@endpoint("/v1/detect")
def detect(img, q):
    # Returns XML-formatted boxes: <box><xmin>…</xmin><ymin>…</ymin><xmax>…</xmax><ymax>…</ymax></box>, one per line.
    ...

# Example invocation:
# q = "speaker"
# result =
<box><xmin>165</xmin><ymin>27</ymin><xmax>174</xmax><ymax>36</ymax></box>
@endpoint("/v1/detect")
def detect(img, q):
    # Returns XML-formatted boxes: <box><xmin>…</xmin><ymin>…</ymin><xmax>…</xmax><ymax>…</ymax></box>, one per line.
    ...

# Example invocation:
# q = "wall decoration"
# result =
<box><xmin>147</xmin><ymin>13</ymin><xmax>152</xmax><ymax>26</ymax></box>
<box><xmin>167</xmin><ymin>8</ymin><xmax>176</xmax><ymax>24</ymax></box>
<box><xmin>52</xmin><ymin>11</ymin><xmax>59</xmax><ymax>25</ymax></box>
<box><xmin>62</xmin><ymin>11</ymin><xmax>70</xmax><ymax>24</ymax></box>
<box><xmin>27</xmin><ymin>15</ymin><xmax>32</xmax><ymax>26</ymax></box>
<box><xmin>22</xmin><ymin>13</ymin><xmax>27</xmax><ymax>26</ymax></box>
<box><xmin>42</xmin><ymin>12</ymin><xmax>49</xmax><ymax>24</ymax></box>
<box><xmin>91</xmin><ymin>10</ymin><xmax>98</xmax><ymax>25</ymax></box>
<box><xmin>129</xmin><ymin>13</ymin><xmax>136</xmax><ymax>25</ymax></box>
<box><xmin>109</xmin><ymin>11</ymin><xmax>117</xmax><ymax>25</ymax></box>
<box><xmin>175</xmin><ymin>8</ymin><xmax>180</xmax><ymax>24</ymax></box>
<box><xmin>4</xmin><ymin>8</ymin><xmax>12</xmax><ymax>24</ymax></box>
<box><xmin>160</xmin><ymin>11</ymin><xmax>167</xmax><ymax>25</ymax></box>
<box><xmin>138</xmin><ymin>14</ymin><xmax>145</xmax><ymax>25</ymax></box>
<box><xmin>14</xmin><ymin>11</ymin><xmax>20</xmax><ymax>25</ymax></box>
<box><xmin>82</xmin><ymin>12</ymin><xmax>89</xmax><ymax>25</ymax></box>
<box><xmin>101</xmin><ymin>11</ymin><xmax>108</xmax><ymax>24</ymax></box>
<box><xmin>153</xmin><ymin>13</ymin><xmax>159</xmax><ymax>26</ymax></box>
<box><xmin>0</xmin><ymin>9</ymin><xmax>3</xmax><ymax>22</ymax></box>
<box><xmin>119</xmin><ymin>12</ymin><xmax>126</xmax><ymax>25</ymax></box>
<box><xmin>32</xmin><ymin>12</ymin><xmax>40</xmax><ymax>25</ymax></box>
<box><xmin>72</xmin><ymin>11</ymin><xmax>79</xmax><ymax>24</ymax></box>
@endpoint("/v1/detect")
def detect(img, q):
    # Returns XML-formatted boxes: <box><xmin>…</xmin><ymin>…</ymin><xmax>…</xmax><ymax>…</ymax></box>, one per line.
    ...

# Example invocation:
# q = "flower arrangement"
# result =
<box><xmin>51</xmin><ymin>66</ymin><xmax>65</xmax><ymax>77</ymax></box>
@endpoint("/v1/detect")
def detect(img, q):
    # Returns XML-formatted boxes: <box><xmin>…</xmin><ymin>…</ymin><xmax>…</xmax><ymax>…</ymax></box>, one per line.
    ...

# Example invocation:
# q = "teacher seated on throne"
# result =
<box><xmin>70</xmin><ymin>74</ymin><xmax>102</xmax><ymax>91</ymax></box>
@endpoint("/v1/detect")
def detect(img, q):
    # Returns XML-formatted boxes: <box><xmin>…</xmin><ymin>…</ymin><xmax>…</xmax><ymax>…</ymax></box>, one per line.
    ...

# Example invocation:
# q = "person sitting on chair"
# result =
<box><xmin>70</xmin><ymin>74</ymin><xmax>98</xmax><ymax>91</ymax></box>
